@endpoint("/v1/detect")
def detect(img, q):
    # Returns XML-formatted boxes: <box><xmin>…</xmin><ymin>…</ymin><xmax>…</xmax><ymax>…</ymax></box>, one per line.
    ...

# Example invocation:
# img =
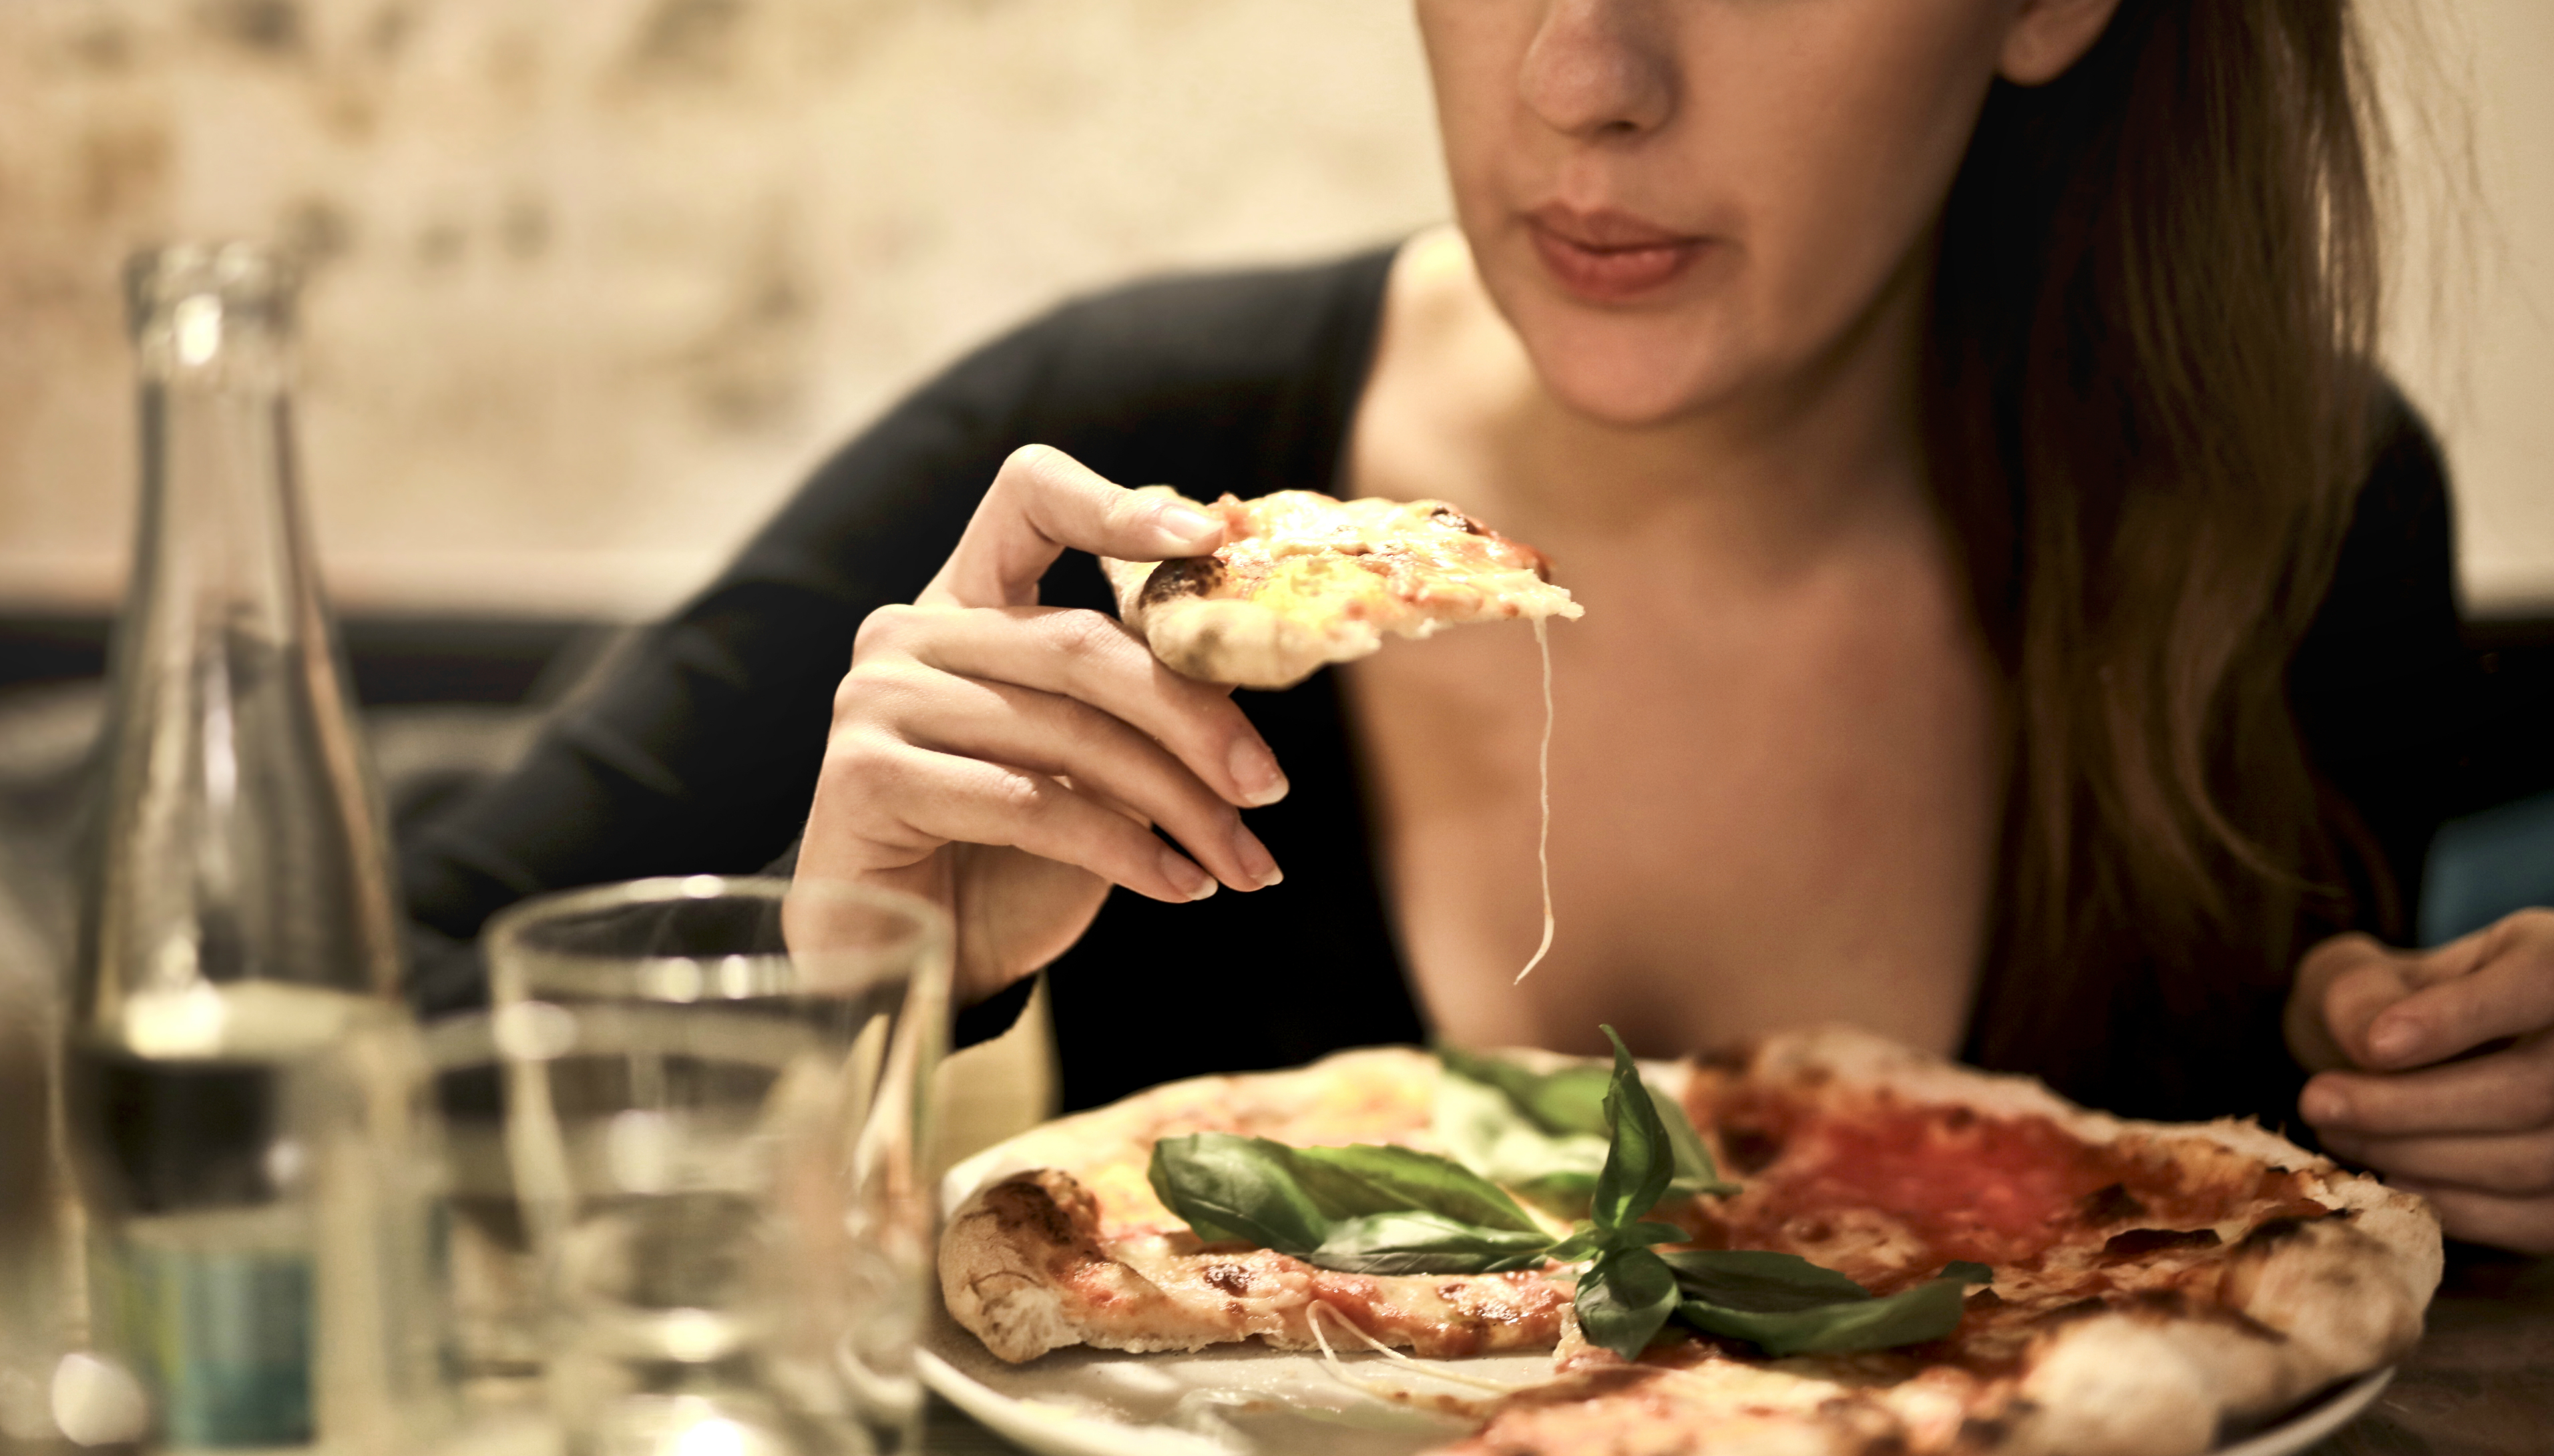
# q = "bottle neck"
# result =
<box><xmin>128</xmin><ymin>282</ymin><xmax>314</xmax><ymax>654</ymax></box>
<box><xmin>83</xmin><ymin>245</ymin><xmax>401</xmax><ymax>1027</ymax></box>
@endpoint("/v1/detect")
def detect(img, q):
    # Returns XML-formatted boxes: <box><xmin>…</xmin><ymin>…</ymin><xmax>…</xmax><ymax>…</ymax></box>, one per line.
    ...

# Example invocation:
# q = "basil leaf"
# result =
<box><xmin>1149</xmin><ymin>1132</ymin><xmax>1548</xmax><ymax>1259</ymax></box>
<box><xmin>1612</xmin><ymin>1220</ymin><xmax>1692</xmax><ymax>1250</ymax></box>
<box><xmin>1436</xmin><ymin>1045</ymin><xmax>1735</xmax><ymax>1212</ymax></box>
<box><xmin>1659</xmin><ymin>1249</ymin><xmax>1874</xmax><ymax>1312</ymax></box>
<box><xmin>1542</xmin><ymin>1226</ymin><xmax>1606</xmax><ymax>1264</ymax></box>
<box><xmin>1437</xmin><ymin>1045</ymin><xmax>1613</xmax><ymax>1136</ymax></box>
<box><xmin>1653</xmin><ymin>1085</ymin><xmax>1741</xmax><ymax>1200</ymax></box>
<box><xmin>1590</xmin><ymin>1027</ymin><xmax>1675</xmax><ymax>1231</ymax></box>
<box><xmin>1672</xmin><ymin>1262</ymin><xmax>1992</xmax><ymax>1357</ymax></box>
<box><xmin>1432</xmin><ymin>1064</ymin><xmax>1611</xmax><ymax>1210</ymax></box>
<box><xmin>1147</xmin><ymin>1133</ymin><xmax>1333</xmax><ymax>1252</ymax></box>
<box><xmin>1308</xmin><ymin>1212</ymin><xmax>1556</xmax><ymax>1276</ymax></box>
<box><xmin>1290</xmin><ymin>1144</ymin><xmax>1544</xmax><ymax>1234</ymax></box>
<box><xmin>1576</xmin><ymin>1246</ymin><xmax>1681</xmax><ymax>1361</ymax></box>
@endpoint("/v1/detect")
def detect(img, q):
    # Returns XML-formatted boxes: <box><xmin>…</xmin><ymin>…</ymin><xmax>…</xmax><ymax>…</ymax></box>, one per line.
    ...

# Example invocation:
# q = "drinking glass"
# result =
<box><xmin>481</xmin><ymin>877</ymin><xmax>951</xmax><ymax>1456</ymax></box>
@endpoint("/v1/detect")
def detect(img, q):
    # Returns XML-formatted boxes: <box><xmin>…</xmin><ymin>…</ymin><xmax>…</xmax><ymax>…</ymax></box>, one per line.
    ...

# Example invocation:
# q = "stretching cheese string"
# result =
<box><xmin>1303</xmin><ymin>1302</ymin><xmax>1536</xmax><ymax>1398</ymax></box>
<box><xmin>1514</xmin><ymin>617</ymin><xmax>1557</xmax><ymax>984</ymax></box>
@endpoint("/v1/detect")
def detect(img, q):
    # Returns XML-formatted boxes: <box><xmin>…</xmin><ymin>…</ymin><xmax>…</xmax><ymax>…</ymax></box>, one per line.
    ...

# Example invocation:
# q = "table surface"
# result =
<box><xmin>918</xmin><ymin>1254</ymin><xmax>2554</xmax><ymax>1456</ymax></box>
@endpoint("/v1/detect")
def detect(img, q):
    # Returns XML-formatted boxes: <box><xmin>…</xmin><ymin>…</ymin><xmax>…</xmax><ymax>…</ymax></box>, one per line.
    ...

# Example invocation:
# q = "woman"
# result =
<box><xmin>405</xmin><ymin>1</ymin><xmax>2554</xmax><ymax>1251</ymax></box>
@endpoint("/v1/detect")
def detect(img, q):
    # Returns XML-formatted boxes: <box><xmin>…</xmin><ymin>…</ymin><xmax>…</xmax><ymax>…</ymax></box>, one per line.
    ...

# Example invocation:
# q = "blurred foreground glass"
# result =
<box><xmin>477</xmin><ymin>877</ymin><xmax>951</xmax><ymax>1456</ymax></box>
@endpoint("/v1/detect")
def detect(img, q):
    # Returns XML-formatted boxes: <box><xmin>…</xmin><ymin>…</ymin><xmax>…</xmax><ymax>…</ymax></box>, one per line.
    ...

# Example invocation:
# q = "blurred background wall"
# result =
<box><xmin>0</xmin><ymin>0</ymin><xmax>1450</xmax><ymax>620</ymax></box>
<box><xmin>0</xmin><ymin>0</ymin><xmax>2544</xmax><ymax>620</ymax></box>
<box><xmin>5</xmin><ymin>0</ymin><xmax>2554</xmax><ymax>618</ymax></box>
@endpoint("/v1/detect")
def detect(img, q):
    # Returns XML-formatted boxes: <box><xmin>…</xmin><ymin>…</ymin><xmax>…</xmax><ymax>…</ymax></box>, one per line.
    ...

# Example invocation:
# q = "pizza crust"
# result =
<box><xmin>2004</xmin><ymin>1212</ymin><xmax>2425</xmax><ymax>1456</ymax></box>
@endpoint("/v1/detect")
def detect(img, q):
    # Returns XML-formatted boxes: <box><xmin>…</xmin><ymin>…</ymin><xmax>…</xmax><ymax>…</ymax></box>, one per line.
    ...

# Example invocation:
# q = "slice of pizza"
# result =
<box><xmin>935</xmin><ymin>1029</ymin><xmax>2442</xmax><ymax>1456</ymax></box>
<box><xmin>1099</xmin><ymin>487</ymin><xmax>1584</xmax><ymax>689</ymax></box>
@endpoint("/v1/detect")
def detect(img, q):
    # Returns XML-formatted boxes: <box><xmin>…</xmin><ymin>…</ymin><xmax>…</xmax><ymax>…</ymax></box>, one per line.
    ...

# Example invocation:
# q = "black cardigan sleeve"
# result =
<box><xmin>401</xmin><ymin>250</ymin><xmax>1402</xmax><ymax>1018</ymax></box>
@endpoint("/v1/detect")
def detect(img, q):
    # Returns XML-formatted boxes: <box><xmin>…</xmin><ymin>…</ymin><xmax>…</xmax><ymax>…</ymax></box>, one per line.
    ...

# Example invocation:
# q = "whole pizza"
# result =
<box><xmin>936</xmin><ymin>1026</ymin><xmax>2440</xmax><ymax>1456</ymax></box>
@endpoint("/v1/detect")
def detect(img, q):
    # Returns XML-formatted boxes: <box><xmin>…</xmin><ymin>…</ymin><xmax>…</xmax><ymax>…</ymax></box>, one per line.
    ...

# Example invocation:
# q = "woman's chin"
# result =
<box><xmin>1527</xmin><ymin>338</ymin><xmax>1749</xmax><ymax>429</ymax></box>
<box><xmin>1479</xmin><ymin>281</ymin><xmax>1751</xmax><ymax>429</ymax></box>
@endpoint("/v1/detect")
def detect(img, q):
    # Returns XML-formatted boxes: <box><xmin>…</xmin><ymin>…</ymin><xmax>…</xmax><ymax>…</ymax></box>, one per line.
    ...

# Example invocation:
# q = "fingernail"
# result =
<box><xmin>1227</xmin><ymin>738</ymin><xmax>1289</xmax><ymax>806</ymax></box>
<box><xmin>2368</xmin><ymin>1017</ymin><xmax>2420</xmax><ymax>1063</ymax></box>
<box><xmin>1160</xmin><ymin>846</ymin><xmax>1217</xmax><ymax>902</ymax></box>
<box><xmin>1152</xmin><ymin>504</ymin><xmax>1221</xmax><ymax>553</ymax></box>
<box><xmin>2300</xmin><ymin>1083</ymin><xmax>2350</xmax><ymax>1126</ymax></box>
<box><xmin>1230</xmin><ymin>823</ymin><xmax>1282</xmax><ymax>889</ymax></box>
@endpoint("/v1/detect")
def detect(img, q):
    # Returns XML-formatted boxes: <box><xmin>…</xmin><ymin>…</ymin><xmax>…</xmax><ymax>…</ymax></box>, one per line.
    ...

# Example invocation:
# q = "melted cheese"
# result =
<box><xmin>1514</xmin><ymin>617</ymin><xmax>1557</xmax><ymax>985</ymax></box>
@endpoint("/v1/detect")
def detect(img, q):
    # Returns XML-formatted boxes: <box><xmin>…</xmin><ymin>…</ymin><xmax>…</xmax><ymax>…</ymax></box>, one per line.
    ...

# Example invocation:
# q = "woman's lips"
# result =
<box><xmin>1524</xmin><ymin>207</ymin><xmax>1709</xmax><ymax>303</ymax></box>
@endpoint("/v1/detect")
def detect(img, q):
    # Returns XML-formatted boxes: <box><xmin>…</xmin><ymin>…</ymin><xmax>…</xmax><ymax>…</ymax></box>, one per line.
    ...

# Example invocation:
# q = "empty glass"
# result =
<box><xmin>479</xmin><ymin>877</ymin><xmax>950</xmax><ymax>1456</ymax></box>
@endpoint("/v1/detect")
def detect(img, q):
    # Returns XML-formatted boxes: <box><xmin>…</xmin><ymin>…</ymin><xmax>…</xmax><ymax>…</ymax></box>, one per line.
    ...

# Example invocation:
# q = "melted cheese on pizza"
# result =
<box><xmin>1192</xmin><ymin>491</ymin><xmax>1584</xmax><ymax>634</ymax></box>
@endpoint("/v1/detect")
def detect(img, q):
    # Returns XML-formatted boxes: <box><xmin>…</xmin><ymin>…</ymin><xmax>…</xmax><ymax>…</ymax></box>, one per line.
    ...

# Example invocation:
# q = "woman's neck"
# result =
<box><xmin>1385</xmin><ymin>229</ymin><xmax>1938</xmax><ymax>579</ymax></box>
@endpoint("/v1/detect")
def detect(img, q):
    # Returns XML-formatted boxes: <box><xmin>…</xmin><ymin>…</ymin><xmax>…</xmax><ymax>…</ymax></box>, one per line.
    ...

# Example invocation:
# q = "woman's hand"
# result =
<box><xmin>2288</xmin><ymin>909</ymin><xmax>2554</xmax><ymax>1253</ymax></box>
<box><xmin>799</xmin><ymin>445</ymin><xmax>1289</xmax><ymax>1001</ymax></box>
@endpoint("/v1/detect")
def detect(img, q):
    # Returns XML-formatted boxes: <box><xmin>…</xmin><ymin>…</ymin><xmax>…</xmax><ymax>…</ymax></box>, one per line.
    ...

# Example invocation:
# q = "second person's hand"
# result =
<box><xmin>2288</xmin><ymin>910</ymin><xmax>2554</xmax><ymax>1253</ymax></box>
<box><xmin>799</xmin><ymin>445</ymin><xmax>1290</xmax><ymax>1002</ymax></box>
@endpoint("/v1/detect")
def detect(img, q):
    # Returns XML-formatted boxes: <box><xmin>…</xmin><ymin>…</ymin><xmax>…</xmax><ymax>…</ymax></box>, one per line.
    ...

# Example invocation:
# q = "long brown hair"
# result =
<box><xmin>1928</xmin><ymin>0</ymin><xmax>2387</xmax><ymax>1117</ymax></box>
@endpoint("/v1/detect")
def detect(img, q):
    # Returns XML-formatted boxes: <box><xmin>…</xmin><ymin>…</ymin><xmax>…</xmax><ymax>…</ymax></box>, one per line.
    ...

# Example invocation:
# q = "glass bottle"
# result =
<box><xmin>65</xmin><ymin>243</ymin><xmax>426</xmax><ymax>1455</ymax></box>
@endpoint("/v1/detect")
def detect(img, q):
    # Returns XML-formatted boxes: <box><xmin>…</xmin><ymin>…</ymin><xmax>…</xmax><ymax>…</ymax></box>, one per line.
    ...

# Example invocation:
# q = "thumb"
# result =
<box><xmin>923</xmin><ymin>447</ymin><xmax>1222</xmax><ymax>610</ymax></box>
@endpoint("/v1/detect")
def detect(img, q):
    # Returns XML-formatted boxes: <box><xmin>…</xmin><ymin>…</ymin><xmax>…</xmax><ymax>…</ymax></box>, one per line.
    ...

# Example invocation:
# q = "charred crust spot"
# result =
<box><xmin>1941</xmin><ymin>1105</ymin><xmax>1978</xmax><ymax>1131</ymax></box>
<box><xmin>2123</xmin><ymin>1289</ymin><xmax>2195</xmax><ymax>1317</ymax></box>
<box><xmin>1202</xmin><ymin>1263</ymin><xmax>1253</xmax><ymax>1296</ymax></box>
<box><xmin>1428</xmin><ymin>505</ymin><xmax>1481</xmax><ymax>534</ymax></box>
<box><xmin>2121</xmin><ymin>1288</ymin><xmax>2288</xmax><ymax>1341</ymax></box>
<box><xmin>2103</xmin><ymin>1226</ymin><xmax>2223</xmax><ymax>1260</ymax></box>
<box><xmin>1718</xmin><ymin>1122</ymin><xmax>1785</xmax><ymax>1175</ymax></box>
<box><xmin>2076</xmin><ymin>1182</ymin><xmax>2147</xmax><ymax>1226</ymax></box>
<box><xmin>2038</xmin><ymin>1296</ymin><xmax>2111</xmax><ymax>1328</ymax></box>
<box><xmin>2239</xmin><ymin>1212</ymin><xmax>2334</xmax><ymax>1250</ymax></box>
<box><xmin>1958</xmin><ymin>1415</ymin><xmax>2012</xmax><ymax>1449</ymax></box>
<box><xmin>1138</xmin><ymin>555</ymin><xmax>1227</xmax><ymax>606</ymax></box>
<box><xmin>982</xmin><ymin>1173</ymin><xmax>1092</xmax><ymax>1250</ymax></box>
<box><xmin>1805</xmin><ymin>1395</ymin><xmax>1908</xmax><ymax>1454</ymax></box>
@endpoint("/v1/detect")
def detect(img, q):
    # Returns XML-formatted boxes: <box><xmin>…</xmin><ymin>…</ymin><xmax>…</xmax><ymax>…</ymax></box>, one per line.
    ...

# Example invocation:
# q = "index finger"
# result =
<box><xmin>2300</xmin><ymin>1034</ymin><xmax>2554</xmax><ymax>1136</ymax></box>
<box><xmin>2363</xmin><ymin>912</ymin><xmax>2554</xmax><ymax>1068</ymax></box>
<box><xmin>921</xmin><ymin>445</ymin><xmax>1223</xmax><ymax>610</ymax></box>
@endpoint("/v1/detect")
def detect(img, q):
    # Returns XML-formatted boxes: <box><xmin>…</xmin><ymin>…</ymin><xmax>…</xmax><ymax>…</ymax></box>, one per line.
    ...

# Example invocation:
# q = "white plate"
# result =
<box><xmin>925</xmin><ymin>1119</ymin><xmax>2397</xmax><ymax>1456</ymax></box>
<box><xmin>920</xmin><ymin>1300</ymin><xmax>2394</xmax><ymax>1456</ymax></box>
<box><xmin>2217</xmin><ymin>1367</ymin><xmax>2392</xmax><ymax>1456</ymax></box>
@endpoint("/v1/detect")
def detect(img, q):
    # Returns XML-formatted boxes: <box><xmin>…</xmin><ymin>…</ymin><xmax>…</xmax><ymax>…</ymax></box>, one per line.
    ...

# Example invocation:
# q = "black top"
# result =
<box><xmin>403</xmin><ymin>246</ymin><xmax>2473</xmax><ymax>1125</ymax></box>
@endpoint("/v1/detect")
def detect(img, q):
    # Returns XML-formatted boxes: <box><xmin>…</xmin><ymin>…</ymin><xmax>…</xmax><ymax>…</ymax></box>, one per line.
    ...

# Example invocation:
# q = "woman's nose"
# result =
<box><xmin>1519</xmin><ymin>0</ymin><xmax>1677</xmax><ymax>140</ymax></box>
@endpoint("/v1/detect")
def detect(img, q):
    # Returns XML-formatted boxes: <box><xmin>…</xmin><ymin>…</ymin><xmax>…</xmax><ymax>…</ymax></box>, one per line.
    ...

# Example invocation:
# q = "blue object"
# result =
<box><xmin>2420</xmin><ymin>789</ymin><xmax>2554</xmax><ymax>946</ymax></box>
